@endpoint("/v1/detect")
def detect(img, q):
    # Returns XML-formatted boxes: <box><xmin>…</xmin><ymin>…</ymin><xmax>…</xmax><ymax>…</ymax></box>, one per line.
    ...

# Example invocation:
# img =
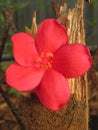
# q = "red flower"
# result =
<box><xmin>6</xmin><ymin>19</ymin><xmax>92</xmax><ymax>111</ymax></box>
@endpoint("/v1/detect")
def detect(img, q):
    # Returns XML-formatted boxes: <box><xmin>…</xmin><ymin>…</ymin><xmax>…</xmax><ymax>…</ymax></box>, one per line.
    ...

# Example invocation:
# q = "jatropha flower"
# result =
<box><xmin>6</xmin><ymin>19</ymin><xmax>92</xmax><ymax>111</ymax></box>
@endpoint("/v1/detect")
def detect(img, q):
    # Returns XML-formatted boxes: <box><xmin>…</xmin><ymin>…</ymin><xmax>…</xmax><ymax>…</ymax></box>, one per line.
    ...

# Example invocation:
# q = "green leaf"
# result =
<box><xmin>8</xmin><ymin>88</ymin><xmax>20</xmax><ymax>96</ymax></box>
<box><xmin>1</xmin><ymin>62</ymin><xmax>13</xmax><ymax>71</ymax></box>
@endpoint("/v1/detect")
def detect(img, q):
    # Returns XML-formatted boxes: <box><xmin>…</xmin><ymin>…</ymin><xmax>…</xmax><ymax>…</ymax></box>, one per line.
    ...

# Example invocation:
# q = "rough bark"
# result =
<box><xmin>18</xmin><ymin>0</ymin><xmax>89</xmax><ymax>130</ymax></box>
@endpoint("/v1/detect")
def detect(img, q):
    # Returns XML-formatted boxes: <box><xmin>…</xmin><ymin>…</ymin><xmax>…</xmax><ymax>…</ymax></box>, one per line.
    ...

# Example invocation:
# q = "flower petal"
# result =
<box><xmin>36</xmin><ymin>69</ymin><xmax>70</xmax><ymax>111</ymax></box>
<box><xmin>35</xmin><ymin>19</ymin><xmax>68</xmax><ymax>53</ymax></box>
<box><xmin>6</xmin><ymin>62</ymin><xmax>44</xmax><ymax>91</ymax></box>
<box><xmin>11</xmin><ymin>32</ymin><xmax>38</xmax><ymax>66</ymax></box>
<box><xmin>52</xmin><ymin>44</ymin><xmax>92</xmax><ymax>78</ymax></box>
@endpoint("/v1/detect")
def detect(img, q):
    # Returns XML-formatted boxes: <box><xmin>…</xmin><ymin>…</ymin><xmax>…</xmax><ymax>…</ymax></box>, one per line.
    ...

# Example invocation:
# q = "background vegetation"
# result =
<box><xmin>0</xmin><ymin>0</ymin><xmax>98</xmax><ymax>56</ymax></box>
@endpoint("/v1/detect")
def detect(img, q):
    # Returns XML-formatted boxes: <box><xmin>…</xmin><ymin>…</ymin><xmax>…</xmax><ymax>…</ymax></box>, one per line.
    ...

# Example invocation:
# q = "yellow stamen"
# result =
<box><xmin>35</xmin><ymin>52</ymin><xmax>53</xmax><ymax>70</ymax></box>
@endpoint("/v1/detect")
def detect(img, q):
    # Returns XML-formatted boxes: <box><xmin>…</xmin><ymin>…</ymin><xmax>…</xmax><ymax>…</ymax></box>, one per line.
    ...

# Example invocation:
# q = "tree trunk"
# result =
<box><xmin>18</xmin><ymin>0</ymin><xmax>89</xmax><ymax>130</ymax></box>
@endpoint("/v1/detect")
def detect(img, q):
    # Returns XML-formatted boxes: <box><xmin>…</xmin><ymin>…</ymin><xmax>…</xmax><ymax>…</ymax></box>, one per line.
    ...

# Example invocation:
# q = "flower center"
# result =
<box><xmin>35</xmin><ymin>52</ymin><xmax>53</xmax><ymax>70</ymax></box>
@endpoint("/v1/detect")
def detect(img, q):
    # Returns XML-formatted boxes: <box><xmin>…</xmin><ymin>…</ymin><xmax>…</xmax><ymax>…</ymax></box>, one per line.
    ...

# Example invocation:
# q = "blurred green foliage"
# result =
<box><xmin>34</xmin><ymin>0</ymin><xmax>51</xmax><ymax>9</ymax></box>
<box><xmin>0</xmin><ymin>0</ymin><xmax>29</xmax><ymax>27</ymax></box>
<box><xmin>92</xmin><ymin>0</ymin><xmax>98</xmax><ymax>7</ymax></box>
<box><xmin>88</xmin><ymin>0</ymin><xmax>98</xmax><ymax>26</ymax></box>
<box><xmin>8</xmin><ymin>88</ymin><xmax>20</xmax><ymax>96</ymax></box>
<box><xmin>0</xmin><ymin>0</ymin><xmax>29</xmax><ymax>56</ymax></box>
<box><xmin>1</xmin><ymin>61</ymin><xmax>12</xmax><ymax>71</ymax></box>
<box><xmin>85</xmin><ymin>0</ymin><xmax>98</xmax><ymax>49</ymax></box>
<box><xmin>0</xmin><ymin>0</ymin><xmax>29</xmax><ymax>10</ymax></box>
